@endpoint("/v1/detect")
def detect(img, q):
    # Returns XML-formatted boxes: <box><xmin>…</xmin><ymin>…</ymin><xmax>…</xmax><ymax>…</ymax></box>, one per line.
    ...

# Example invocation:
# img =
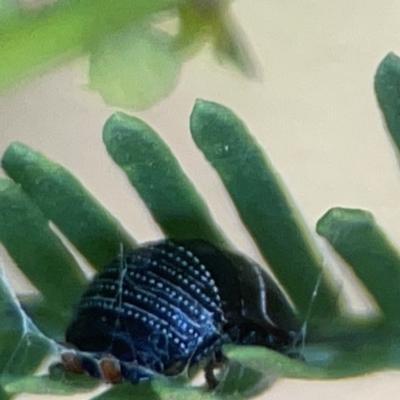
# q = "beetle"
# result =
<box><xmin>63</xmin><ymin>239</ymin><xmax>302</xmax><ymax>387</ymax></box>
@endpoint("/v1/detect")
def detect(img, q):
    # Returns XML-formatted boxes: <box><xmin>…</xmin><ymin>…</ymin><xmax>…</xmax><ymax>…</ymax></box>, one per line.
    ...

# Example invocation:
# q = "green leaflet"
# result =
<box><xmin>0</xmin><ymin>259</ymin><xmax>52</xmax><ymax>385</ymax></box>
<box><xmin>89</xmin><ymin>27</ymin><xmax>181</xmax><ymax>110</ymax></box>
<box><xmin>0</xmin><ymin>178</ymin><xmax>85</xmax><ymax>315</ymax></box>
<box><xmin>190</xmin><ymin>99</ymin><xmax>340</xmax><ymax>320</ymax></box>
<box><xmin>375</xmin><ymin>52</ymin><xmax>400</xmax><ymax>154</ymax></box>
<box><xmin>2</xmin><ymin>142</ymin><xmax>135</xmax><ymax>270</ymax></box>
<box><xmin>317</xmin><ymin>207</ymin><xmax>400</xmax><ymax>322</ymax></box>
<box><xmin>103</xmin><ymin>112</ymin><xmax>227</xmax><ymax>247</ymax></box>
<box><xmin>175</xmin><ymin>0</ymin><xmax>258</xmax><ymax>79</ymax></box>
<box><xmin>2</xmin><ymin>373</ymin><xmax>98</xmax><ymax>396</ymax></box>
<box><xmin>225</xmin><ymin>334</ymin><xmax>400</xmax><ymax>381</ymax></box>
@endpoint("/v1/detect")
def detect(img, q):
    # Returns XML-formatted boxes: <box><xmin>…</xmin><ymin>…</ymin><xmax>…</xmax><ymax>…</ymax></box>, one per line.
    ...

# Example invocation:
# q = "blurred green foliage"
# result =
<box><xmin>0</xmin><ymin>0</ymin><xmax>256</xmax><ymax>110</ymax></box>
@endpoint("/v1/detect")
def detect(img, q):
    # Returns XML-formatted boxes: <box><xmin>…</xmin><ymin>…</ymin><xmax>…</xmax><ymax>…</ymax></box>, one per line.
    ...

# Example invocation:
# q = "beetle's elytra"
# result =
<box><xmin>64</xmin><ymin>239</ymin><xmax>301</xmax><ymax>386</ymax></box>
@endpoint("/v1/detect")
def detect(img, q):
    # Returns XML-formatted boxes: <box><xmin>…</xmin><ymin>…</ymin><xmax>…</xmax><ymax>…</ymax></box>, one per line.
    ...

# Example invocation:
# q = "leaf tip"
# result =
<box><xmin>2</xmin><ymin>141</ymin><xmax>36</xmax><ymax>172</ymax></box>
<box><xmin>192</xmin><ymin>98</ymin><xmax>223</xmax><ymax>115</ymax></box>
<box><xmin>317</xmin><ymin>207</ymin><xmax>375</xmax><ymax>241</ymax></box>
<box><xmin>375</xmin><ymin>52</ymin><xmax>400</xmax><ymax>90</ymax></box>
<box><xmin>190</xmin><ymin>98</ymin><xmax>233</xmax><ymax>135</ymax></box>
<box><xmin>103</xmin><ymin>112</ymin><xmax>147</xmax><ymax>144</ymax></box>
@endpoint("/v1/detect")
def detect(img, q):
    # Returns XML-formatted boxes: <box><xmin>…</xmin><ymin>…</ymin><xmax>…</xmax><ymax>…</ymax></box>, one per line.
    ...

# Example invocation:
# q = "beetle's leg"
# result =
<box><xmin>99</xmin><ymin>354</ymin><xmax>122</xmax><ymax>384</ymax></box>
<box><xmin>120</xmin><ymin>363</ymin><xmax>153</xmax><ymax>384</ymax></box>
<box><xmin>204</xmin><ymin>350</ymin><xmax>227</xmax><ymax>390</ymax></box>
<box><xmin>61</xmin><ymin>350</ymin><xmax>85</xmax><ymax>374</ymax></box>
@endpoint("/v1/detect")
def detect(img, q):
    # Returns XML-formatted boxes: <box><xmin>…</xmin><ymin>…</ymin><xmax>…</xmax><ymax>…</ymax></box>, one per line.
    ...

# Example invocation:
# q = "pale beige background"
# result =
<box><xmin>2</xmin><ymin>0</ymin><xmax>400</xmax><ymax>398</ymax></box>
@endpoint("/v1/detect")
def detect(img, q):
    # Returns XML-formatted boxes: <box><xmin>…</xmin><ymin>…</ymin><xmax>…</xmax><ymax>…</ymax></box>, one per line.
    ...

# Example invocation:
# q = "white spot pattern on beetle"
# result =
<box><xmin>65</xmin><ymin>239</ymin><xmax>300</xmax><ymax>385</ymax></box>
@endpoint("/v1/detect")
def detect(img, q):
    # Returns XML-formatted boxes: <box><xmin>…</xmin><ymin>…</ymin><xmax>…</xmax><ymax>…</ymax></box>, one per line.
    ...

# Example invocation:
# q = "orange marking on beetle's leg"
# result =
<box><xmin>99</xmin><ymin>355</ymin><xmax>122</xmax><ymax>384</ymax></box>
<box><xmin>61</xmin><ymin>351</ymin><xmax>85</xmax><ymax>374</ymax></box>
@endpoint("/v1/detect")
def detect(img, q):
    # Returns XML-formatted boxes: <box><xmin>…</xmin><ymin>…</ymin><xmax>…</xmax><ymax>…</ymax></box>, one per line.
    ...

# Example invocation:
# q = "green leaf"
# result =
<box><xmin>2</xmin><ymin>373</ymin><xmax>98</xmax><ymax>396</ymax></box>
<box><xmin>226</xmin><ymin>325</ymin><xmax>400</xmax><ymax>380</ymax></box>
<box><xmin>0</xmin><ymin>385</ymin><xmax>9</xmax><ymax>400</ymax></box>
<box><xmin>214</xmin><ymin>356</ymin><xmax>276</xmax><ymax>398</ymax></box>
<box><xmin>0</xmin><ymin>334</ymin><xmax>51</xmax><ymax>383</ymax></box>
<box><xmin>0</xmin><ymin>178</ymin><xmax>85</xmax><ymax>316</ymax></box>
<box><xmin>2</xmin><ymin>142</ymin><xmax>135</xmax><ymax>270</ymax></box>
<box><xmin>103</xmin><ymin>112</ymin><xmax>227</xmax><ymax>246</ymax></box>
<box><xmin>89</xmin><ymin>26</ymin><xmax>182</xmax><ymax>110</ymax></box>
<box><xmin>91</xmin><ymin>380</ymin><xmax>214</xmax><ymax>400</ymax></box>
<box><xmin>375</xmin><ymin>52</ymin><xmax>400</xmax><ymax>153</ymax></box>
<box><xmin>0</xmin><ymin>266</ymin><xmax>24</xmax><ymax>375</ymax></box>
<box><xmin>317</xmin><ymin>207</ymin><xmax>400</xmax><ymax>322</ymax></box>
<box><xmin>225</xmin><ymin>345</ymin><xmax>329</xmax><ymax>380</ymax></box>
<box><xmin>210</xmin><ymin>14</ymin><xmax>259</xmax><ymax>79</ymax></box>
<box><xmin>91</xmin><ymin>382</ymin><xmax>159</xmax><ymax>400</ymax></box>
<box><xmin>175</xmin><ymin>0</ymin><xmax>258</xmax><ymax>78</ymax></box>
<box><xmin>190</xmin><ymin>99</ymin><xmax>340</xmax><ymax>320</ymax></box>
<box><xmin>0</xmin><ymin>0</ymin><xmax>181</xmax><ymax>93</ymax></box>
<box><xmin>0</xmin><ymin>261</ymin><xmax>52</xmax><ymax>381</ymax></box>
<box><xmin>0</xmin><ymin>0</ymin><xmax>19</xmax><ymax>21</ymax></box>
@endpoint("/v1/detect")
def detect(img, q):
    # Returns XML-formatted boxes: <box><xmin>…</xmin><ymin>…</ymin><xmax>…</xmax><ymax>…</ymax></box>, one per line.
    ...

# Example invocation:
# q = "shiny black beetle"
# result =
<box><xmin>64</xmin><ymin>239</ymin><xmax>301</xmax><ymax>386</ymax></box>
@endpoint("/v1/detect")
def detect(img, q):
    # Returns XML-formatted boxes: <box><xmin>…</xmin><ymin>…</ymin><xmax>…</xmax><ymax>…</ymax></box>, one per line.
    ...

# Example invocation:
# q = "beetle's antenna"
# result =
<box><xmin>118</xmin><ymin>242</ymin><xmax>124</xmax><ymax>268</ymax></box>
<box><xmin>116</xmin><ymin>242</ymin><xmax>126</xmax><ymax>327</ymax></box>
<box><xmin>299</xmin><ymin>274</ymin><xmax>322</xmax><ymax>353</ymax></box>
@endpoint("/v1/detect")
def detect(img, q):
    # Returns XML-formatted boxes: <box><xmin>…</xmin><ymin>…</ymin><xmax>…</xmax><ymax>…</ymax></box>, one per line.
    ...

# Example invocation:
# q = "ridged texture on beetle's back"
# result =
<box><xmin>66</xmin><ymin>240</ymin><xmax>225</xmax><ymax>380</ymax></box>
<box><xmin>180</xmin><ymin>241</ymin><xmax>300</xmax><ymax>352</ymax></box>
